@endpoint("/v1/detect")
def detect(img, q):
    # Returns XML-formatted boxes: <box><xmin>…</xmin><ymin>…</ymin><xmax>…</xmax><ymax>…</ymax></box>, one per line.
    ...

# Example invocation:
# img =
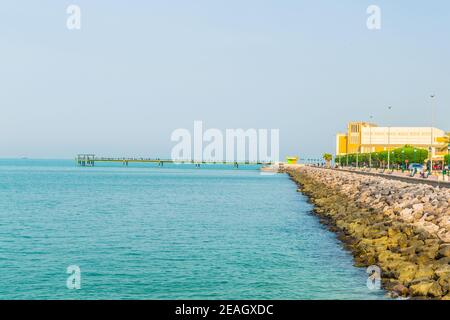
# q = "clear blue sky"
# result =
<box><xmin>1</xmin><ymin>0</ymin><xmax>449</xmax><ymax>159</ymax></box>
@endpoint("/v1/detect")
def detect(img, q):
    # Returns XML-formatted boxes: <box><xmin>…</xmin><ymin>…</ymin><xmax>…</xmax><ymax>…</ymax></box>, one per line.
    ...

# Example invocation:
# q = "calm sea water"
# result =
<box><xmin>0</xmin><ymin>159</ymin><xmax>385</xmax><ymax>299</ymax></box>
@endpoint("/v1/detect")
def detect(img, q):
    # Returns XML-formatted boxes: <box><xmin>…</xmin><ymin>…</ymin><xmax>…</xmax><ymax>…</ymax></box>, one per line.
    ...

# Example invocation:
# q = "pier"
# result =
<box><xmin>76</xmin><ymin>154</ymin><xmax>273</xmax><ymax>168</ymax></box>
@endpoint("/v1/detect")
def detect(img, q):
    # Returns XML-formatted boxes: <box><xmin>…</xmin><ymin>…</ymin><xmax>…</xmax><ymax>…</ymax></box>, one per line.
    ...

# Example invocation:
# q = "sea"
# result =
<box><xmin>0</xmin><ymin>159</ymin><xmax>385</xmax><ymax>299</ymax></box>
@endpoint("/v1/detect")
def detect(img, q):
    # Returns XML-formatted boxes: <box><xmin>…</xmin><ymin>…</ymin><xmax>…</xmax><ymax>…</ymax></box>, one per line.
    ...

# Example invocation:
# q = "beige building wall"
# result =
<box><xmin>335</xmin><ymin>122</ymin><xmax>449</xmax><ymax>160</ymax></box>
<box><xmin>361</xmin><ymin>127</ymin><xmax>444</xmax><ymax>146</ymax></box>
<box><xmin>360</xmin><ymin>127</ymin><xmax>446</xmax><ymax>157</ymax></box>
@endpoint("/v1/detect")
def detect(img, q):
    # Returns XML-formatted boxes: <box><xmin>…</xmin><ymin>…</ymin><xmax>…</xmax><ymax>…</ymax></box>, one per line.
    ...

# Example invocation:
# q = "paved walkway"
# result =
<box><xmin>330</xmin><ymin>167</ymin><xmax>450</xmax><ymax>189</ymax></box>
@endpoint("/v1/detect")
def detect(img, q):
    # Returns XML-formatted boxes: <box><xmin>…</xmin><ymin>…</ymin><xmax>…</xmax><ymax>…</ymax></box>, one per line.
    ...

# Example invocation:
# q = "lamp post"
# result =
<box><xmin>402</xmin><ymin>148</ymin><xmax>405</xmax><ymax>171</ymax></box>
<box><xmin>356</xmin><ymin>148</ymin><xmax>359</xmax><ymax>168</ymax></box>
<box><xmin>447</xmin><ymin>143</ymin><xmax>450</xmax><ymax>176</ymax></box>
<box><xmin>392</xmin><ymin>150</ymin><xmax>395</xmax><ymax>170</ymax></box>
<box><xmin>430</xmin><ymin>94</ymin><xmax>436</xmax><ymax>174</ymax></box>
<box><xmin>369</xmin><ymin>115</ymin><xmax>374</xmax><ymax>168</ymax></box>
<box><xmin>387</xmin><ymin>106</ymin><xmax>392</xmax><ymax>170</ymax></box>
<box><xmin>414</xmin><ymin>148</ymin><xmax>417</xmax><ymax>163</ymax></box>
<box><xmin>346</xmin><ymin>131</ymin><xmax>349</xmax><ymax>167</ymax></box>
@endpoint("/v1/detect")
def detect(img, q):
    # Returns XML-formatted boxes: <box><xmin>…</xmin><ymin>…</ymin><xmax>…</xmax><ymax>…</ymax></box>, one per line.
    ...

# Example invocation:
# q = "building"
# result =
<box><xmin>336</xmin><ymin>122</ymin><xmax>449</xmax><ymax>161</ymax></box>
<box><xmin>286</xmin><ymin>156</ymin><xmax>298</xmax><ymax>164</ymax></box>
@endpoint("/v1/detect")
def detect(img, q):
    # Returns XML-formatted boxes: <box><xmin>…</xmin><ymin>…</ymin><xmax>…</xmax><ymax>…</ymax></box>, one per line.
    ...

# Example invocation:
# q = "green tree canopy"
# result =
<box><xmin>334</xmin><ymin>146</ymin><xmax>429</xmax><ymax>167</ymax></box>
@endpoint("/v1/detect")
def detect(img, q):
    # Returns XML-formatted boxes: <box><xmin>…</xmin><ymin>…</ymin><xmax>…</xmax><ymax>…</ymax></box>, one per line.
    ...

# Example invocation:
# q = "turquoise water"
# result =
<box><xmin>0</xmin><ymin>159</ymin><xmax>385</xmax><ymax>299</ymax></box>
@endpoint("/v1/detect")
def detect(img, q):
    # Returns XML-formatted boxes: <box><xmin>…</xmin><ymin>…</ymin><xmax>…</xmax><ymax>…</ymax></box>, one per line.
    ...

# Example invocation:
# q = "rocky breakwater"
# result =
<box><xmin>284</xmin><ymin>166</ymin><xmax>450</xmax><ymax>299</ymax></box>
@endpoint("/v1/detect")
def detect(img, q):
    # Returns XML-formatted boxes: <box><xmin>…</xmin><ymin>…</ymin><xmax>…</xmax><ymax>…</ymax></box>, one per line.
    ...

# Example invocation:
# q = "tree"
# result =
<box><xmin>323</xmin><ymin>153</ymin><xmax>332</xmax><ymax>167</ymax></box>
<box><xmin>341</xmin><ymin>146</ymin><xmax>428</xmax><ymax>168</ymax></box>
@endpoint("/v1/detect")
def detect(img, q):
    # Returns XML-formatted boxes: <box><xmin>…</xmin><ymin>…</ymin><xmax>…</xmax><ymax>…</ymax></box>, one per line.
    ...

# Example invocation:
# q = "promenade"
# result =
<box><xmin>333</xmin><ymin>167</ymin><xmax>450</xmax><ymax>189</ymax></box>
<box><xmin>279</xmin><ymin>164</ymin><xmax>449</xmax><ymax>189</ymax></box>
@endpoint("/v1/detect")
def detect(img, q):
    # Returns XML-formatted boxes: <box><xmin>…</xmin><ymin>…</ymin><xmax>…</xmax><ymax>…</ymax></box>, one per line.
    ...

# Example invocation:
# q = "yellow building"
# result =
<box><xmin>286</xmin><ymin>156</ymin><xmax>298</xmax><ymax>164</ymax></box>
<box><xmin>336</xmin><ymin>122</ymin><xmax>449</xmax><ymax>161</ymax></box>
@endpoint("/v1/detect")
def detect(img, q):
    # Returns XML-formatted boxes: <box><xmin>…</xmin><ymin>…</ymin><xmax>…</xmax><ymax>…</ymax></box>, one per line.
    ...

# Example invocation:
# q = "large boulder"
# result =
<box><xmin>395</xmin><ymin>262</ymin><xmax>418</xmax><ymax>283</ymax></box>
<box><xmin>392</xmin><ymin>284</ymin><xmax>409</xmax><ymax>297</ymax></box>
<box><xmin>387</xmin><ymin>232</ymin><xmax>408</xmax><ymax>250</ymax></box>
<box><xmin>417</xmin><ymin>243</ymin><xmax>439</xmax><ymax>260</ymax></box>
<box><xmin>409</xmin><ymin>281</ymin><xmax>443</xmax><ymax>298</ymax></box>
<box><xmin>400</xmin><ymin>208</ymin><xmax>414</xmax><ymax>222</ymax></box>
<box><xmin>438</xmin><ymin>245</ymin><xmax>450</xmax><ymax>258</ymax></box>
<box><xmin>414</xmin><ymin>265</ymin><xmax>435</xmax><ymax>281</ymax></box>
<box><xmin>435</xmin><ymin>264</ymin><xmax>450</xmax><ymax>279</ymax></box>
<box><xmin>412</xmin><ymin>203</ymin><xmax>424</xmax><ymax>212</ymax></box>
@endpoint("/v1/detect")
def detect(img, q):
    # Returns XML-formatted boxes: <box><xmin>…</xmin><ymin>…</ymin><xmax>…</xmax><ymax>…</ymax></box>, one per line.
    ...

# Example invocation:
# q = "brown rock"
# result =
<box><xmin>387</xmin><ymin>232</ymin><xmax>408</xmax><ymax>250</ymax></box>
<box><xmin>395</xmin><ymin>262</ymin><xmax>418</xmax><ymax>283</ymax></box>
<box><xmin>428</xmin><ymin>282</ymin><xmax>444</xmax><ymax>298</ymax></box>
<box><xmin>414</xmin><ymin>265</ymin><xmax>435</xmax><ymax>280</ymax></box>
<box><xmin>410</xmin><ymin>281</ymin><xmax>443</xmax><ymax>297</ymax></box>
<box><xmin>392</xmin><ymin>284</ymin><xmax>409</xmax><ymax>297</ymax></box>
<box><xmin>437</xmin><ymin>257</ymin><xmax>450</xmax><ymax>265</ymax></box>
<box><xmin>438</xmin><ymin>245</ymin><xmax>450</xmax><ymax>258</ymax></box>
<box><xmin>400</xmin><ymin>246</ymin><xmax>417</xmax><ymax>256</ymax></box>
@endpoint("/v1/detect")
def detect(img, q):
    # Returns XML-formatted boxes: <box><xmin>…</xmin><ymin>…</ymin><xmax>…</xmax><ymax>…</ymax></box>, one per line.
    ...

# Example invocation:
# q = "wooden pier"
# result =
<box><xmin>76</xmin><ymin>154</ymin><xmax>273</xmax><ymax>168</ymax></box>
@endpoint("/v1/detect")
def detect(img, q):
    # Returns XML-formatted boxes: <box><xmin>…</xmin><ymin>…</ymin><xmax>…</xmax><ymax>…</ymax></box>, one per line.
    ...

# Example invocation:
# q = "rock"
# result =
<box><xmin>400</xmin><ymin>245</ymin><xmax>416</xmax><ymax>257</ymax></box>
<box><xmin>363</xmin><ymin>228</ymin><xmax>387</xmax><ymax>239</ymax></box>
<box><xmin>409</xmin><ymin>281</ymin><xmax>443</xmax><ymax>298</ymax></box>
<box><xmin>435</xmin><ymin>264</ymin><xmax>450</xmax><ymax>279</ymax></box>
<box><xmin>438</xmin><ymin>245</ymin><xmax>450</xmax><ymax>258</ymax></box>
<box><xmin>415</xmin><ymin>221</ymin><xmax>440</xmax><ymax>235</ymax></box>
<box><xmin>414</xmin><ymin>265</ymin><xmax>435</xmax><ymax>280</ymax></box>
<box><xmin>417</xmin><ymin>243</ymin><xmax>439</xmax><ymax>260</ymax></box>
<box><xmin>400</xmin><ymin>208</ymin><xmax>414</xmax><ymax>222</ymax></box>
<box><xmin>437</xmin><ymin>230</ymin><xmax>450</xmax><ymax>243</ymax></box>
<box><xmin>428</xmin><ymin>282</ymin><xmax>444</xmax><ymax>297</ymax></box>
<box><xmin>413</xmin><ymin>254</ymin><xmax>434</xmax><ymax>265</ymax></box>
<box><xmin>395</xmin><ymin>262</ymin><xmax>418</xmax><ymax>283</ymax></box>
<box><xmin>408</xmin><ymin>238</ymin><xmax>425</xmax><ymax>248</ymax></box>
<box><xmin>437</xmin><ymin>257</ymin><xmax>450</xmax><ymax>265</ymax></box>
<box><xmin>438</xmin><ymin>277</ymin><xmax>449</xmax><ymax>295</ymax></box>
<box><xmin>387</xmin><ymin>232</ymin><xmax>408</xmax><ymax>249</ymax></box>
<box><xmin>392</xmin><ymin>284</ymin><xmax>409</xmax><ymax>297</ymax></box>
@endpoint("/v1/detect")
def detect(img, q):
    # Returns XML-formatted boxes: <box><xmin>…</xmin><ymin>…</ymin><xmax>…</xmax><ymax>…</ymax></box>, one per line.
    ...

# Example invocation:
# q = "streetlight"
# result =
<box><xmin>369</xmin><ymin>115</ymin><xmax>374</xmax><ymax>168</ymax></box>
<box><xmin>392</xmin><ymin>150</ymin><xmax>395</xmax><ymax>170</ymax></box>
<box><xmin>346</xmin><ymin>132</ymin><xmax>349</xmax><ymax>167</ymax></box>
<box><xmin>387</xmin><ymin>106</ymin><xmax>392</xmax><ymax>170</ymax></box>
<box><xmin>356</xmin><ymin>148</ymin><xmax>359</xmax><ymax>168</ymax></box>
<box><xmin>430</xmin><ymin>94</ymin><xmax>436</xmax><ymax>174</ymax></box>
<box><xmin>447</xmin><ymin>143</ymin><xmax>450</xmax><ymax>177</ymax></box>
<box><xmin>402</xmin><ymin>148</ymin><xmax>405</xmax><ymax>171</ymax></box>
<box><xmin>414</xmin><ymin>148</ymin><xmax>417</xmax><ymax>163</ymax></box>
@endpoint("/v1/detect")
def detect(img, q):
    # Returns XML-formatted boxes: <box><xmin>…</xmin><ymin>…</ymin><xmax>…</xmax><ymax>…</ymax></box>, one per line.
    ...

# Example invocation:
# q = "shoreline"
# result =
<box><xmin>281</xmin><ymin>165</ymin><xmax>450</xmax><ymax>299</ymax></box>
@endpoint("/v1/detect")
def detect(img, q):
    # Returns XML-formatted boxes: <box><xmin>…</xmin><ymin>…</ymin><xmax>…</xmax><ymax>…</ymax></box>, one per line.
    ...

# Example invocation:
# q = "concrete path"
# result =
<box><xmin>330</xmin><ymin>167</ymin><xmax>450</xmax><ymax>189</ymax></box>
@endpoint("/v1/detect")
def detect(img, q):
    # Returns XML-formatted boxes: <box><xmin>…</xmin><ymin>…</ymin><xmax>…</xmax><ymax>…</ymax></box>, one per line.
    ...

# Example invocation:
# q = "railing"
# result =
<box><xmin>76</xmin><ymin>155</ymin><xmax>273</xmax><ymax>166</ymax></box>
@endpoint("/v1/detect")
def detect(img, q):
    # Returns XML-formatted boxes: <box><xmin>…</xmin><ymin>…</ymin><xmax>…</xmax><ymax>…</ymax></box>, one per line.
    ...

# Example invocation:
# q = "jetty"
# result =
<box><xmin>76</xmin><ymin>154</ymin><xmax>273</xmax><ymax>168</ymax></box>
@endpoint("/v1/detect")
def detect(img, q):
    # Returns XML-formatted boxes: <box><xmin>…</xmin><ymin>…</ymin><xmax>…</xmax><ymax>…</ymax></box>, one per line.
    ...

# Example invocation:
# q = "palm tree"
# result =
<box><xmin>323</xmin><ymin>153</ymin><xmax>333</xmax><ymax>167</ymax></box>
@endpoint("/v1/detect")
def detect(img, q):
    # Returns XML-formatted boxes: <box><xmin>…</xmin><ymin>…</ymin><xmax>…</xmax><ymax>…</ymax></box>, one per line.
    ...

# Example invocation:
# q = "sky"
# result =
<box><xmin>0</xmin><ymin>0</ymin><xmax>449</xmax><ymax>159</ymax></box>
